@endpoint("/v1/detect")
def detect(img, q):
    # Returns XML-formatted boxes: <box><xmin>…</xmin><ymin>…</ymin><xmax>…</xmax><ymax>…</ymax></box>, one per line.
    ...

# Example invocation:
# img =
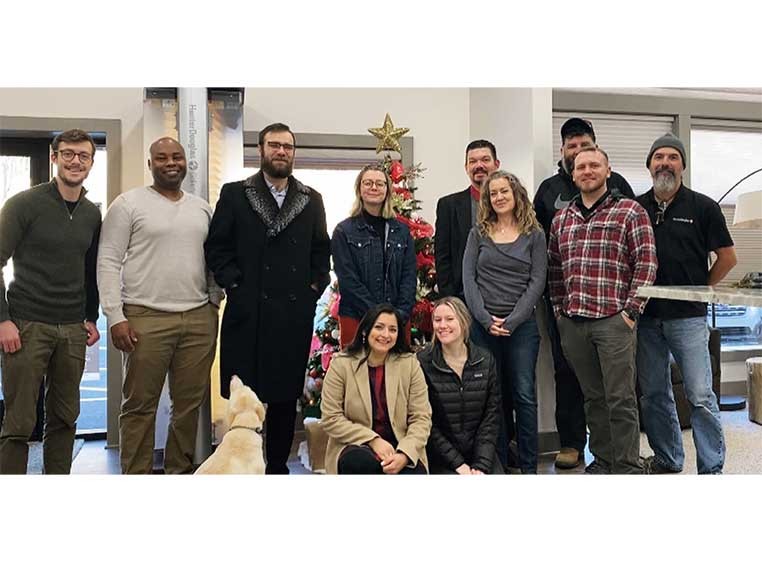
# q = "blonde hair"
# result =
<box><xmin>349</xmin><ymin>164</ymin><xmax>395</xmax><ymax>219</ymax></box>
<box><xmin>477</xmin><ymin>170</ymin><xmax>541</xmax><ymax>238</ymax></box>
<box><xmin>431</xmin><ymin>296</ymin><xmax>472</xmax><ymax>345</ymax></box>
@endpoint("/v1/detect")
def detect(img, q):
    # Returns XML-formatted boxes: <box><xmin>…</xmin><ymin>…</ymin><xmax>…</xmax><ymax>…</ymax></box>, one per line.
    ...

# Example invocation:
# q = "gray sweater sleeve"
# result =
<box><xmin>462</xmin><ymin>228</ymin><xmax>493</xmax><ymax>331</ymax></box>
<box><xmin>503</xmin><ymin>229</ymin><xmax>547</xmax><ymax>332</ymax></box>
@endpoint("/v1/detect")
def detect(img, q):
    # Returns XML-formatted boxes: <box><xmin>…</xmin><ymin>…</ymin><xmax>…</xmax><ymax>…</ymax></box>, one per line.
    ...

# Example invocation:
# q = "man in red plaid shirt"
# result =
<box><xmin>548</xmin><ymin>146</ymin><xmax>657</xmax><ymax>474</ymax></box>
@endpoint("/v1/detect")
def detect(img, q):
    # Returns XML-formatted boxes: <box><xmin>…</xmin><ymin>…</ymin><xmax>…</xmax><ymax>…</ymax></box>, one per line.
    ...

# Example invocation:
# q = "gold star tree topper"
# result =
<box><xmin>368</xmin><ymin>113</ymin><xmax>410</xmax><ymax>153</ymax></box>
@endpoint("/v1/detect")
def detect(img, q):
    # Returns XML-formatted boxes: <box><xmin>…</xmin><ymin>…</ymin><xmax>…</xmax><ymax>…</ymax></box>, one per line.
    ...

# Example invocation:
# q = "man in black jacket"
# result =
<box><xmin>205</xmin><ymin>123</ymin><xmax>331</xmax><ymax>474</ymax></box>
<box><xmin>434</xmin><ymin>139</ymin><xmax>500</xmax><ymax>301</ymax></box>
<box><xmin>533</xmin><ymin>117</ymin><xmax>635</xmax><ymax>469</ymax></box>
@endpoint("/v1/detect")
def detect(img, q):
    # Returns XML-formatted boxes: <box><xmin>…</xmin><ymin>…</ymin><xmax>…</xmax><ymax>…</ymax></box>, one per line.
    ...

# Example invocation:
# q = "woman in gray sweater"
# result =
<box><xmin>462</xmin><ymin>170</ymin><xmax>546</xmax><ymax>473</ymax></box>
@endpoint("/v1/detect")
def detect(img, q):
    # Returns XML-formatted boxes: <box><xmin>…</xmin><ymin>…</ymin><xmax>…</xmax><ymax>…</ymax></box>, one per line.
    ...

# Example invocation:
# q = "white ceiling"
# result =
<box><xmin>558</xmin><ymin>87</ymin><xmax>762</xmax><ymax>103</ymax></box>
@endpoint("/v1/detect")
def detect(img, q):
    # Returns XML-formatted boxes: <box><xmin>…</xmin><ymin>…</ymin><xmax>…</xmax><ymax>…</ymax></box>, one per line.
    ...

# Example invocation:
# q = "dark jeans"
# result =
<box><xmin>543</xmin><ymin>294</ymin><xmax>587</xmax><ymax>452</ymax></box>
<box><xmin>557</xmin><ymin>314</ymin><xmax>642</xmax><ymax>474</ymax></box>
<box><xmin>264</xmin><ymin>400</ymin><xmax>298</xmax><ymax>475</ymax></box>
<box><xmin>472</xmin><ymin>316</ymin><xmax>540</xmax><ymax>473</ymax></box>
<box><xmin>470</xmin><ymin>321</ymin><xmax>516</xmax><ymax>467</ymax></box>
<box><xmin>337</xmin><ymin>444</ymin><xmax>426</xmax><ymax>474</ymax></box>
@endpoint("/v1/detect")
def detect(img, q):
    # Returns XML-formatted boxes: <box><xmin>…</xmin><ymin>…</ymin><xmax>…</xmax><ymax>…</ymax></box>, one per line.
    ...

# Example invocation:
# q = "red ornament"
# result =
<box><xmin>394</xmin><ymin>214</ymin><xmax>434</xmax><ymax>240</ymax></box>
<box><xmin>394</xmin><ymin>187</ymin><xmax>412</xmax><ymax>200</ymax></box>
<box><xmin>389</xmin><ymin>160</ymin><xmax>405</xmax><ymax>183</ymax></box>
<box><xmin>412</xmin><ymin>300</ymin><xmax>434</xmax><ymax>335</ymax></box>
<box><xmin>416</xmin><ymin>252</ymin><xmax>435</xmax><ymax>269</ymax></box>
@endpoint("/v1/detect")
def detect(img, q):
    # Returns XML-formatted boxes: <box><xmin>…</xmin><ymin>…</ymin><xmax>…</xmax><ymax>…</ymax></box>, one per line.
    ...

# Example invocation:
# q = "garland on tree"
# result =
<box><xmin>302</xmin><ymin>115</ymin><xmax>438</xmax><ymax>416</ymax></box>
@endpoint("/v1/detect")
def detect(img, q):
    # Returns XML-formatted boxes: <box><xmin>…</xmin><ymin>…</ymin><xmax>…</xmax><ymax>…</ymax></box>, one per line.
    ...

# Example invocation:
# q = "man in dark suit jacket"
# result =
<box><xmin>434</xmin><ymin>139</ymin><xmax>500</xmax><ymax>300</ymax></box>
<box><xmin>205</xmin><ymin>123</ymin><xmax>331</xmax><ymax>474</ymax></box>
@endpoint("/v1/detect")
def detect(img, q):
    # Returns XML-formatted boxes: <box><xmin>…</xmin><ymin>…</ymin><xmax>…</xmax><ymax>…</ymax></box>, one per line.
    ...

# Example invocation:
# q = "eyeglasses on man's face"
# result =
<box><xmin>265</xmin><ymin>141</ymin><xmax>295</xmax><ymax>153</ymax></box>
<box><xmin>56</xmin><ymin>149</ymin><xmax>93</xmax><ymax>164</ymax></box>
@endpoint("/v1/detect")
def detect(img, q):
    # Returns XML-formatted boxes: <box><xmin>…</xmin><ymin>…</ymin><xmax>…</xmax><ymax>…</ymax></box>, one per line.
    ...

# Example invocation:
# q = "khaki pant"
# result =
<box><xmin>0</xmin><ymin>319</ymin><xmax>88</xmax><ymax>474</ymax></box>
<box><xmin>119</xmin><ymin>303</ymin><xmax>217</xmax><ymax>474</ymax></box>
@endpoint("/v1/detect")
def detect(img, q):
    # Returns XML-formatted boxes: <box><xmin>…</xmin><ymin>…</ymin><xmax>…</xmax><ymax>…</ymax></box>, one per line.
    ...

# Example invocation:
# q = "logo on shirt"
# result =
<box><xmin>554</xmin><ymin>193</ymin><xmax>574</xmax><ymax>210</ymax></box>
<box><xmin>672</xmin><ymin>217</ymin><xmax>693</xmax><ymax>224</ymax></box>
<box><xmin>474</xmin><ymin>372</ymin><xmax>484</xmax><ymax>379</ymax></box>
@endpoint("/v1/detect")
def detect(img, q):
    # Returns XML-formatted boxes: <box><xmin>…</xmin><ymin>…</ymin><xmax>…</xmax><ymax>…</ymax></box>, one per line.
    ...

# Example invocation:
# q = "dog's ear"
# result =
<box><xmin>230</xmin><ymin>375</ymin><xmax>243</xmax><ymax>391</ymax></box>
<box><xmin>255</xmin><ymin>400</ymin><xmax>266</xmax><ymax>427</ymax></box>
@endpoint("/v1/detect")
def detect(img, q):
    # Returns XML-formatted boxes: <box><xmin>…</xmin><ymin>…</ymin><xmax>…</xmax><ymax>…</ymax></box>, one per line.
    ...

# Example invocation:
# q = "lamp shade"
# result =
<box><xmin>733</xmin><ymin>190</ymin><xmax>762</xmax><ymax>229</ymax></box>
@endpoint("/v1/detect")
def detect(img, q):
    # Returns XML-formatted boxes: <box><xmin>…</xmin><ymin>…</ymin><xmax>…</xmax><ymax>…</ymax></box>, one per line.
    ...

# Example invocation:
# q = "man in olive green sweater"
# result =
<box><xmin>0</xmin><ymin>129</ymin><xmax>102</xmax><ymax>474</ymax></box>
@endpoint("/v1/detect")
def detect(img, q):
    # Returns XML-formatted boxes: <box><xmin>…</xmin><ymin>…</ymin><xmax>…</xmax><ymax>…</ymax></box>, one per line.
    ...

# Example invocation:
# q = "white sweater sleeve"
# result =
<box><xmin>97</xmin><ymin>196</ymin><xmax>132</xmax><ymax>328</ymax></box>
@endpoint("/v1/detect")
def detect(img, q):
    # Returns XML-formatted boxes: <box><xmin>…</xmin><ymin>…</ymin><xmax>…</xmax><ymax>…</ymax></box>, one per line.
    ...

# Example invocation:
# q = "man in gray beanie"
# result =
<box><xmin>635</xmin><ymin>132</ymin><xmax>737</xmax><ymax>474</ymax></box>
<box><xmin>645</xmin><ymin>132</ymin><xmax>687</xmax><ymax>169</ymax></box>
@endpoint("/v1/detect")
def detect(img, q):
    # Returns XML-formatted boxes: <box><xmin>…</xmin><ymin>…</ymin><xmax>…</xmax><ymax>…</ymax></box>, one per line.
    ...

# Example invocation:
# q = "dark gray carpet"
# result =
<box><xmin>26</xmin><ymin>439</ymin><xmax>85</xmax><ymax>474</ymax></box>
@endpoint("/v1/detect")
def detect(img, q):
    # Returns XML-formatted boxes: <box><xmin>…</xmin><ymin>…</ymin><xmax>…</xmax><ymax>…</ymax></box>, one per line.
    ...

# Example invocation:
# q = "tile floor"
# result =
<box><xmin>70</xmin><ymin>409</ymin><xmax>761</xmax><ymax>475</ymax></box>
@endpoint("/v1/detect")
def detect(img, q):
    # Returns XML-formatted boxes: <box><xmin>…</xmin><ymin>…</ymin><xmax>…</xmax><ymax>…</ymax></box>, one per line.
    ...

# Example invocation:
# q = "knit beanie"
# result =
<box><xmin>646</xmin><ymin>133</ymin><xmax>686</xmax><ymax>168</ymax></box>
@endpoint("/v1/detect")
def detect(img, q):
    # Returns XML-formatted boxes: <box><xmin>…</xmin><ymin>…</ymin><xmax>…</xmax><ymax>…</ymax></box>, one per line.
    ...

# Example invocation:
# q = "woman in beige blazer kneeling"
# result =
<box><xmin>320</xmin><ymin>303</ymin><xmax>432</xmax><ymax>474</ymax></box>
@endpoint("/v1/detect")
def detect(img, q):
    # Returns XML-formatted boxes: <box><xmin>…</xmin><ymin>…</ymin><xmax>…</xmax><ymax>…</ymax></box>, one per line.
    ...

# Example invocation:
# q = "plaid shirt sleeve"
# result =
<box><xmin>547</xmin><ymin>212</ymin><xmax>564</xmax><ymax>317</ymax></box>
<box><xmin>623</xmin><ymin>203</ymin><xmax>658</xmax><ymax>314</ymax></box>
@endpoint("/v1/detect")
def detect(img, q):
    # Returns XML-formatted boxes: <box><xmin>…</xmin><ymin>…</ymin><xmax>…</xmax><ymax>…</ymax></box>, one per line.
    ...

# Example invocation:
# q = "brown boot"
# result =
<box><xmin>554</xmin><ymin>447</ymin><xmax>581</xmax><ymax>469</ymax></box>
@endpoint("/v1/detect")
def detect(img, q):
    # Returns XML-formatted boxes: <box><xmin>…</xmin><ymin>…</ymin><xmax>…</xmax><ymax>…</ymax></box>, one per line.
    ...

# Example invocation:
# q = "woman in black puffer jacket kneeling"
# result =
<box><xmin>417</xmin><ymin>296</ymin><xmax>502</xmax><ymax>474</ymax></box>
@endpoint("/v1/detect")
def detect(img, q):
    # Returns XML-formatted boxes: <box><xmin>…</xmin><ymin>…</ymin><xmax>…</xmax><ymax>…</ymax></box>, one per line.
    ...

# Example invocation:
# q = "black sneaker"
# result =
<box><xmin>642</xmin><ymin>455</ymin><xmax>681</xmax><ymax>475</ymax></box>
<box><xmin>584</xmin><ymin>459</ymin><xmax>611</xmax><ymax>475</ymax></box>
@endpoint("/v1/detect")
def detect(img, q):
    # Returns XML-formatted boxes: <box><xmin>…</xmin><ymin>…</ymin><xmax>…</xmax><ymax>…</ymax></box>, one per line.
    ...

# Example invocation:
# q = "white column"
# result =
<box><xmin>177</xmin><ymin>88</ymin><xmax>210</xmax><ymax>200</ymax></box>
<box><xmin>177</xmin><ymin>88</ymin><xmax>212</xmax><ymax>463</ymax></box>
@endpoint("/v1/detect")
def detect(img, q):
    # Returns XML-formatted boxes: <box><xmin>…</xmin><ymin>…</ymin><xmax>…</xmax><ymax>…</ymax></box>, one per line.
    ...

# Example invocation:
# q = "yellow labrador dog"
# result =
<box><xmin>195</xmin><ymin>376</ymin><xmax>266</xmax><ymax>474</ymax></box>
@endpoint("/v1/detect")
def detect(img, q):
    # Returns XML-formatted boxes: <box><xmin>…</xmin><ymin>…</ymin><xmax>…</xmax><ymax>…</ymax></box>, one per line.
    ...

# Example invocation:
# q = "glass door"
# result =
<box><xmin>0</xmin><ymin>138</ymin><xmax>47</xmax><ymax>417</ymax></box>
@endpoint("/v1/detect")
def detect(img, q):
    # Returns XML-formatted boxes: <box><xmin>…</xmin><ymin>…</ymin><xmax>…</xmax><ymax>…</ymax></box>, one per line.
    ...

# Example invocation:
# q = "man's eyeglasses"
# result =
<box><xmin>361</xmin><ymin>180</ymin><xmax>387</xmax><ymax>189</ymax></box>
<box><xmin>265</xmin><ymin>141</ymin><xmax>295</xmax><ymax>153</ymax></box>
<box><xmin>655</xmin><ymin>202</ymin><xmax>667</xmax><ymax>226</ymax></box>
<box><xmin>56</xmin><ymin>149</ymin><xmax>93</xmax><ymax>164</ymax></box>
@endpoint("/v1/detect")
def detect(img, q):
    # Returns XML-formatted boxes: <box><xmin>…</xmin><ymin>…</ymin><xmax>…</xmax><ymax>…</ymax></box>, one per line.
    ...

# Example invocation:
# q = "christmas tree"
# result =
<box><xmin>302</xmin><ymin>114</ymin><xmax>437</xmax><ymax>417</ymax></box>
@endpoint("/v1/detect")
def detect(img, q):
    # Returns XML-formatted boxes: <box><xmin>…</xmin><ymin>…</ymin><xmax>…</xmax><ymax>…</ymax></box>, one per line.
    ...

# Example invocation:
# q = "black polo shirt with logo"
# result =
<box><xmin>636</xmin><ymin>184</ymin><xmax>734</xmax><ymax>319</ymax></box>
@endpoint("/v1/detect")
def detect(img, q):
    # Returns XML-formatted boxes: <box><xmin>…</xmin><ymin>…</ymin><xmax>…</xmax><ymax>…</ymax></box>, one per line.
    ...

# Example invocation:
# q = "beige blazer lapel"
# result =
<box><xmin>384</xmin><ymin>354</ymin><xmax>401</xmax><ymax>423</ymax></box>
<box><xmin>350</xmin><ymin>356</ymin><xmax>373</xmax><ymax>425</ymax></box>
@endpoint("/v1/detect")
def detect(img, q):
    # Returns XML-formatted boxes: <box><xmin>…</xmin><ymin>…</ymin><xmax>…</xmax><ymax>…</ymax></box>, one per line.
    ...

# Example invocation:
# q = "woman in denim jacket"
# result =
<box><xmin>331</xmin><ymin>164</ymin><xmax>417</xmax><ymax>348</ymax></box>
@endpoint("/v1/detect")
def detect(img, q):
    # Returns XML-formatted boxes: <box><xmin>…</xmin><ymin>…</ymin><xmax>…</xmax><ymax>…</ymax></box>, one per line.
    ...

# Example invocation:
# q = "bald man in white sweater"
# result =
<box><xmin>97</xmin><ymin>138</ymin><xmax>222</xmax><ymax>474</ymax></box>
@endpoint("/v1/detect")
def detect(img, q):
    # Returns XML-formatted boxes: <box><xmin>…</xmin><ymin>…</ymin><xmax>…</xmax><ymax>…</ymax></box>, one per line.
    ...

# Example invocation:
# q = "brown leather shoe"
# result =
<box><xmin>555</xmin><ymin>447</ymin><xmax>581</xmax><ymax>469</ymax></box>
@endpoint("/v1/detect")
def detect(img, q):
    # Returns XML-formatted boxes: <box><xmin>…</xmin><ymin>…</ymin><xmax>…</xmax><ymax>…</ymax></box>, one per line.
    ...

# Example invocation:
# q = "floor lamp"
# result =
<box><xmin>714</xmin><ymin>168</ymin><xmax>762</xmax><ymax>411</ymax></box>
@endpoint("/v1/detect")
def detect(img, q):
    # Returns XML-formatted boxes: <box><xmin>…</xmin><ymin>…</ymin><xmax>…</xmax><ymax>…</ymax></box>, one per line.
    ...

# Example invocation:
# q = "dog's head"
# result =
<box><xmin>226</xmin><ymin>376</ymin><xmax>266</xmax><ymax>431</ymax></box>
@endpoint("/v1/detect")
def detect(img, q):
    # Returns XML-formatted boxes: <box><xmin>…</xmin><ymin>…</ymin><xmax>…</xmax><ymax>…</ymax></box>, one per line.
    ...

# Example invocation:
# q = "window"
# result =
<box><xmin>553</xmin><ymin>112</ymin><xmax>674</xmax><ymax>194</ymax></box>
<box><xmin>691</xmin><ymin>124</ymin><xmax>762</xmax><ymax>350</ymax></box>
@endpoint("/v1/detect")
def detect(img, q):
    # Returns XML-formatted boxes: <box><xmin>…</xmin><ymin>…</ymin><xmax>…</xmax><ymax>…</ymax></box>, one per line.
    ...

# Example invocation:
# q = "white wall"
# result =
<box><xmin>0</xmin><ymin>87</ymin><xmax>145</xmax><ymax>194</ymax></box>
<box><xmin>244</xmin><ymin>88</ymin><xmax>471</xmax><ymax>223</ymax></box>
<box><xmin>469</xmin><ymin>87</ymin><xmax>554</xmax><ymax>193</ymax></box>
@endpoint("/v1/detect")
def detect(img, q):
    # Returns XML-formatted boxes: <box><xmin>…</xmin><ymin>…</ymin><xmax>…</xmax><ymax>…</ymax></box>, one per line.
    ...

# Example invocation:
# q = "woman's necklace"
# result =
<box><xmin>495</xmin><ymin>220</ymin><xmax>515</xmax><ymax>234</ymax></box>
